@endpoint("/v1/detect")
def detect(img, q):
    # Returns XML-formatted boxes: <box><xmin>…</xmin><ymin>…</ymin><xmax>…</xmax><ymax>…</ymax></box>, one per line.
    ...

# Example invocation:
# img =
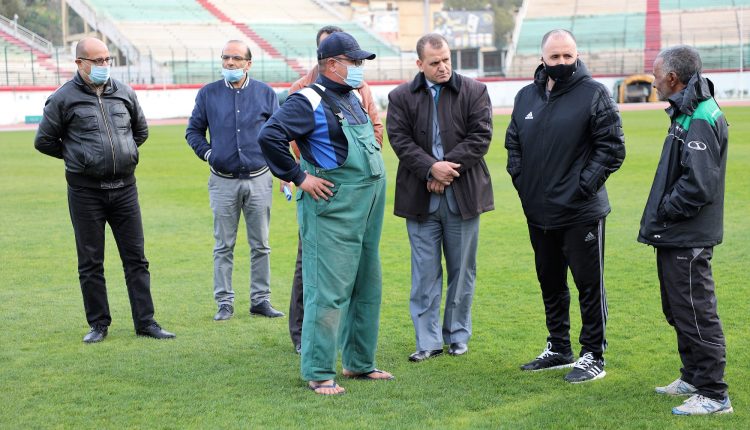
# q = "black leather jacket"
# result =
<box><xmin>505</xmin><ymin>60</ymin><xmax>626</xmax><ymax>229</ymax></box>
<box><xmin>34</xmin><ymin>73</ymin><xmax>148</xmax><ymax>188</ymax></box>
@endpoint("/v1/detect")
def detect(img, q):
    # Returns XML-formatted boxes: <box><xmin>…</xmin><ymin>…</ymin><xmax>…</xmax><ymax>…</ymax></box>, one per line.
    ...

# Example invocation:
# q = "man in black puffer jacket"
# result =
<box><xmin>34</xmin><ymin>38</ymin><xmax>174</xmax><ymax>344</ymax></box>
<box><xmin>639</xmin><ymin>45</ymin><xmax>732</xmax><ymax>416</ymax></box>
<box><xmin>505</xmin><ymin>29</ymin><xmax>625</xmax><ymax>383</ymax></box>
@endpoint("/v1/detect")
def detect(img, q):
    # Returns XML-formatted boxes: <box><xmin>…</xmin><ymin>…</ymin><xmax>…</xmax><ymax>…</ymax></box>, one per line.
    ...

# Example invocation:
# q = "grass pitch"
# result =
<box><xmin>1</xmin><ymin>107</ymin><xmax>748</xmax><ymax>429</ymax></box>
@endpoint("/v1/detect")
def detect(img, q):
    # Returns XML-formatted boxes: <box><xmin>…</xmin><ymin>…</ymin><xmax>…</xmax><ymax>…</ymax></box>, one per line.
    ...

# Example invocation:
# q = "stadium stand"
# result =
<box><xmin>60</xmin><ymin>0</ymin><xmax>401</xmax><ymax>84</ymax></box>
<box><xmin>506</xmin><ymin>0</ymin><xmax>750</xmax><ymax>77</ymax></box>
<box><xmin>0</xmin><ymin>16</ymin><xmax>73</xmax><ymax>86</ymax></box>
<box><xmin>207</xmin><ymin>0</ymin><xmax>338</xmax><ymax>23</ymax></box>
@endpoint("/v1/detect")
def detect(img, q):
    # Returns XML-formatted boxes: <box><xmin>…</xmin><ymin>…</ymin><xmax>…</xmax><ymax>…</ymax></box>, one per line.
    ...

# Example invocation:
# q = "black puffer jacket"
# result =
<box><xmin>34</xmin><ymin>73</ymin><xmax>148</xmax><ymax>188</ymax></box>
<box><xmin>637</xmin><ymin>73</ymin><xmax>728</xmax><ymax>248</ymax></box>
<box><xmin>505</xmin><ymin>60</ymin><xmax>625</xmax><ymax>229</ymax></box>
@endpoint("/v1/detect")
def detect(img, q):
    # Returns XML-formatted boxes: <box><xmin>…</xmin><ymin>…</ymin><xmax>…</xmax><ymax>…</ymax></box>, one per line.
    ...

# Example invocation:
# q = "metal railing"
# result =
<box><xmin>0</xmin><ymin>14</ymin><xmax>53</xmax><ymax>53</ymax></box>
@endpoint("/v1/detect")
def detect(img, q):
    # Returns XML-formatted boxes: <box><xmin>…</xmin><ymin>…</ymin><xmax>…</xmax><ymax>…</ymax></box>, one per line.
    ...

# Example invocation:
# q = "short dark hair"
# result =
<box><xmin>657</xmin><ymin>45</ymin><xmax>702</xmax><ymax>85</ymax></box>
<box><xmin>225</xmin><ymin>39</ymin><xmax>252</xmax><ymax>60</ymax></box>
<box><xmin>416</xmin><ymin>33</ymin><xmax>449</xmax><ymax>60</ymax></box>
<box><xmin>316</xmin><ymin>25</ymin><xmax>344</xmax><ymax>47</ymax></box>
<box><xmin>540</xmin><ymin>29</ymin><xmax>576</xmax><ymax>51</ymax></box>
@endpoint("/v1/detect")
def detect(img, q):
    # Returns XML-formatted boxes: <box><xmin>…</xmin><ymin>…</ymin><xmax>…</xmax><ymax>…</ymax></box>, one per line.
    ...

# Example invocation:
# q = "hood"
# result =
<box><xmin>666</xmin><ymin>72</ymin><xmax>715</xmax><ymax>118</ymax></box>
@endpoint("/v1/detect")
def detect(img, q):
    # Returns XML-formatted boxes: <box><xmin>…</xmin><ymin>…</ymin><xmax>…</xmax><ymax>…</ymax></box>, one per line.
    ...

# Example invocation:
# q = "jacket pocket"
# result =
<box><xmin>110</xmin><ymin>104</ymin><xmax>132</xmax><ymax>131</ymax></box>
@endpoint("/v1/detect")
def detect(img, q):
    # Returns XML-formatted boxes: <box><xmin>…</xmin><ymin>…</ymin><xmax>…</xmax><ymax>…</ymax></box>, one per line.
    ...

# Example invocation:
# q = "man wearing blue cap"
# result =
<box><xmin>258</xmin><ymin>32</ymin><xmax>393</xmax><ymax>395</ymax></box>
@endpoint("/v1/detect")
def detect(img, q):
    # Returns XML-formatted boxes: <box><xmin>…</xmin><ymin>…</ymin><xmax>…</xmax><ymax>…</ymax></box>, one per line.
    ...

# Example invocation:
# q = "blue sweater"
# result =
<box><xmin>258</xmin><ymin>75</ymin><xmax>369</xmax><ymax>185</ymax></box>
<box><xmin>186</xmin><ymin>77</ymin><xmax>279</xmax><ymax>178</ymax></box>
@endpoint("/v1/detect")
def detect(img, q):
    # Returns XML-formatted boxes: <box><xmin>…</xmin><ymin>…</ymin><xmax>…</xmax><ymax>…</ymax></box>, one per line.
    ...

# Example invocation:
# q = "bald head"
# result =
<box><xmin>541</xmin><ymin>29</ymin><xmax>577</xmax><ymax>51</ymax></box>
<box><xmin>75</xmin><ymin>38</ymin><xmax>107</xmax><ymax>59</ymax></box>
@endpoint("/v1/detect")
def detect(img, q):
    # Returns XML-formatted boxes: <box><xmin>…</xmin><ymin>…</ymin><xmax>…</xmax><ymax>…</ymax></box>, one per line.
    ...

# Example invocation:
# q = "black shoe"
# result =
<box><xmin>136</xmin><ymin>322</ymin><xmax>176</xmax><ymax>339</ymax></box>
<box><xmin>520</xmin><ymin>342</ymin><xmax>575</xmax><ymax>371</ymax></box>
<box><xmin>448</xmin><ymin>343</ymin><xmax>468</xmax><ymax>356</ymax></box>
<box><xmin>408</xmin><ymin>349</ymin><xmax>443</xmax><ymax>362</ymax></box>
<box><xmin>214</xmin><ymin>304</ymin><xmax>234</xmax><ymax>321</ymax></box>
<box><xmin>295</xmin><ymin>344</ymin><xmax>301</xmax><ymax>354</ymax></box>
<box><xmin>83</xmin><ymin>325</ymin><xmax>108</xmax><ymax>343</ymax></box>
<box><xmin>564</xmin><ymin>352</ymin><xmax>606</xmax><ymax>383</ymax></box>
<box><xmin>250</xmin><ymin>300</ymin><xmax>284</xmax><ymax>318</ymax></box>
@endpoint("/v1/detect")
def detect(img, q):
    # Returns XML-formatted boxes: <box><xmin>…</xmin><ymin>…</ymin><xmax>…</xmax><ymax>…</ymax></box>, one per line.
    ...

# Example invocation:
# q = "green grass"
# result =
<box><xmin>1</xmin><ymin>107</ymin><xmax>749</xmax><ymax>429</ymax></box>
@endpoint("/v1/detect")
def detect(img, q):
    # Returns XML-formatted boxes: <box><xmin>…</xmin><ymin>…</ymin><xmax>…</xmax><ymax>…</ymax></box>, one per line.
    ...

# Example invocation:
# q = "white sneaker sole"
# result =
<box><xmin>673</xmin><ymin>406</ymin><xmax>733</xmax><ymax>416</ymax></box>
<box><xmin>567</xmin><ymin>370</ymin><xmax>607</xmax><ymax>384</ymax></box>
<box><xmin>655</xmin><ymin>388</ymin><xmax>696</xmax><ymax>396</ymax></box>
<box><xmin>529</xmin><ymin>362</ymin><xmax>575</xmax><ymax>372</ymax></box>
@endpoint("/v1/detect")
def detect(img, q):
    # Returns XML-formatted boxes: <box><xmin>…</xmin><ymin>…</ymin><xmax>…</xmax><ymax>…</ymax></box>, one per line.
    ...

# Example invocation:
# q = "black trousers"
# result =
<box><xmin>528</xmin><ymin>218</ymin><xmax>608</xmax><ymax>358</ymax></box>
<box><xmin>657</xmin><ymin>247</ymin><xmax>728</xmax><ymax>400</ymax></box>
<box><xmin>67</xmin><ymin>184</ymin><xmax>155</xmax><ymax>330</ymax></box>
<box><xmin>288</xmin><ymin>234</ymin><xmax>304</xmax><ymax>348</ymax></box>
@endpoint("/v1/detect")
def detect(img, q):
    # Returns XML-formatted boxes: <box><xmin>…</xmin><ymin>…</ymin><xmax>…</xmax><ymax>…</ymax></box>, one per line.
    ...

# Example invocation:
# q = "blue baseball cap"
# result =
<box><xmin>317</xmin><ymin>32</ymin><xmax>376</xmax><ymax>61</ymax></box>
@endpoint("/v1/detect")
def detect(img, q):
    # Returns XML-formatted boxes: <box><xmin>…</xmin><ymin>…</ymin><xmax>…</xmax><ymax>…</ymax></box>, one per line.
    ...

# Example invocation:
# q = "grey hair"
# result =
<box><xmin>416</xmin><ymin>33</ymin><xmax>449</xmax><ymax>59</ymax></box>
<box><xmin>541</xmin><ymin>29</ymin><xmax>576</xmax><ymax>50</ymax></box>
<box><xmin>657</xmin><ymin>45</ymin><xmax>702</xmax><ymax>85</ymax></box>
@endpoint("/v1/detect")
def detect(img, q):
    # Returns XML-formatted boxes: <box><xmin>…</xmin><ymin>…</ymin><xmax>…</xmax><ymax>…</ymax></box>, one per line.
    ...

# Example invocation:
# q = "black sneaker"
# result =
<box><xmin>520</xmin><ymin>342</ymin><xmax>575</xmax><ymax>371</ymax></box>
<box><xmin>564</xmin><ymin>352</ymin><xmax>606</xmax><ymax>383</ymax></box>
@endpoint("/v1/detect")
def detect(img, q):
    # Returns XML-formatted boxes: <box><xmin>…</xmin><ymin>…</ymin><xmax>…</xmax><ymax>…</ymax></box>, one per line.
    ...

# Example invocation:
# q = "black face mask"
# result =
<box><xmin>543</xmin><ymin>60</ymin><xmax>578</xmax><ymax>81</ymax></box>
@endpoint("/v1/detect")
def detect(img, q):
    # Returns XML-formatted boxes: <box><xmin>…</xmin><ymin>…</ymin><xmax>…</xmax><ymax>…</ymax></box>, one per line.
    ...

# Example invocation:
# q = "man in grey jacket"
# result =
<box><xmin>639</xmin><ymin>45</ymin><xmax>732</xmax><ymax>415</ymax></box>
<box><xmin>34</xmin><ymin>38</ymin><xmax>174</xmax><ymax>343</ymax></box>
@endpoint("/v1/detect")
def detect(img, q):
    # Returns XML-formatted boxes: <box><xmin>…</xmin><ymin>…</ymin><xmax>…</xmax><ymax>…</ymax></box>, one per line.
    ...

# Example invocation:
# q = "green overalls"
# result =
<box><xmin>297</xmin><ymin>90</ymin><xmax>386</xmax><ymax>381</ymax></box>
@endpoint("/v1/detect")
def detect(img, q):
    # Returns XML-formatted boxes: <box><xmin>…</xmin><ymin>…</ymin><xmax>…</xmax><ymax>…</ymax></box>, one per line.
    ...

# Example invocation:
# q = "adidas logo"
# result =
<box><xmin>584</xmin><ymin>232</ymin><xmax>596</xmax><ymax>242</ymax></box>
<box><xmin>525</xmin><ymin>111</ymin><xmax>534</xmax><ymax>120</ymax></box>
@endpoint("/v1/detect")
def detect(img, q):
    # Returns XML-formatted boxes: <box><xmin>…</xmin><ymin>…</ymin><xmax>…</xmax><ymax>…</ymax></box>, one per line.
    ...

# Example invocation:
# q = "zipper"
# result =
<box><xmin>97</xmin><ymin>94</ymin><xmax>117</xmax><ymax>177</ymax></box>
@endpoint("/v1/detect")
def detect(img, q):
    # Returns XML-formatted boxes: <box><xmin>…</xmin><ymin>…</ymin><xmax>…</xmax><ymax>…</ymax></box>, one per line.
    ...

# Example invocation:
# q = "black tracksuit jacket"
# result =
<box><xmin>505</xmin><ymin>60</ymin><xmax>626</xmax><ymax>229</ymax></box>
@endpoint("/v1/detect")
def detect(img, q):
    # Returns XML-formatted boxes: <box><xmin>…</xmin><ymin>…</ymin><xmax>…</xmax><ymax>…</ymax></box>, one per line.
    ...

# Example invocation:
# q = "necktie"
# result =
<box><xmin>432</xmin><ymin>84</ymin><xmax>442</xmax><ymax>105</ymax></box>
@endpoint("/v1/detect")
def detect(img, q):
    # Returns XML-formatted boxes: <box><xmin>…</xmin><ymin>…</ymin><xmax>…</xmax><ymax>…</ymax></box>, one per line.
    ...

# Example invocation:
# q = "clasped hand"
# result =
<box><xmin>427</xmin><ymin>161</ymin><xmax>461</xmax><ymax>194</ymax></box>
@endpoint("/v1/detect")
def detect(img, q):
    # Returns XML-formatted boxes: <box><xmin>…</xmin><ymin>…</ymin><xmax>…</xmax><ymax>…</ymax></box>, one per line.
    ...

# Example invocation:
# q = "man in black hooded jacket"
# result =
<box><xmin>505</xmin><ymin>29</ymin><xmax>625</xmax><ymax>383</ymax></box>
<box><xmin>639</xmin><ymin>45</ymin><xmax>732</xmax><ymax>416</ymax></box>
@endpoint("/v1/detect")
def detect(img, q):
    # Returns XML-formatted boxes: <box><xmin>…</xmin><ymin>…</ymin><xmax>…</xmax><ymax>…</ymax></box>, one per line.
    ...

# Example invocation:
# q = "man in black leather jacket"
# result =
<box><xmin>34</xmin><ymin>38</ymin><xmax>174</xmax><ymax>343</ymax></box>
<box><xmin>505</xmin><ymin>30</ymin><xmax>625</xmax><ymax>383</ymax></box>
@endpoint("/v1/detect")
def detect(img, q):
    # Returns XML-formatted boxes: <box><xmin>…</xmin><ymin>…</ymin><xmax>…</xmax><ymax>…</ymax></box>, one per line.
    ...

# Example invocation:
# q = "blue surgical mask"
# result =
<box><xmin>222</xmin><ymin>67</ymin><xmax>245</xmax><ymax>83</ymax></box>
<box><xmin>89</xmin><ymin>65</ymin><xmax>110</xmax><ymax>85</ymax></box>
<box><xmin>343</xmin><ymin>65</ymin><xmax>364</xmax><ymax>88</ymax></box>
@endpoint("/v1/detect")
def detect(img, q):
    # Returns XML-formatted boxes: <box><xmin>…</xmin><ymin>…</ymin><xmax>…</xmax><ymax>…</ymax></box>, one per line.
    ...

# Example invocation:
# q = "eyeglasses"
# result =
<box><xmin>78</xmin><ymin>57</ymin><xmax>113</xmax><ymax>66</ymax></box>
<box><xmin>333</xmin><ymin>57</ymin><xmax>364</xmax><ymax>67</ymax></box>
<box><xmin>221</xmin><ymin>55</ymin><xmax>251</xmax><ymax>62</ymax></box>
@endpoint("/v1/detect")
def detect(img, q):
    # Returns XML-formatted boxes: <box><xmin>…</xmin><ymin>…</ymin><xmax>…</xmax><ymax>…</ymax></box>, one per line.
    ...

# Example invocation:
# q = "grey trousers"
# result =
<box><xmin>208</xmin><ymin>172</ymin><xmax>272</xmax><ymax>307</ymax></box>
<box><xmin>406</xmin><ymin>197</ymin><xmax>480</xmax><ymax>351</ymax></box>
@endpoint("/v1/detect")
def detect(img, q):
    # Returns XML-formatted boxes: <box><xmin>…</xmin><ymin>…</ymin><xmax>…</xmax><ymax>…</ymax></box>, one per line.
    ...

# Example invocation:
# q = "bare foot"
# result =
<box><xmin>308</xmin><ymin>379</ymin><xmax>345</xmax><ymax>395</ymax></box>
<box><xmin>342</xmin><ymin>368</ymin><xmax>394</xmax><ymax>380</ymax></box>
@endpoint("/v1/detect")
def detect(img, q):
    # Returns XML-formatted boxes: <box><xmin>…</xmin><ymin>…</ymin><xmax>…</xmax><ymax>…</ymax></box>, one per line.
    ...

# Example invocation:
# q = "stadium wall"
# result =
<box><xmin>3</xmin><ymin>71</ymin><xmax>750</xmax><ymax>125</ymax></box>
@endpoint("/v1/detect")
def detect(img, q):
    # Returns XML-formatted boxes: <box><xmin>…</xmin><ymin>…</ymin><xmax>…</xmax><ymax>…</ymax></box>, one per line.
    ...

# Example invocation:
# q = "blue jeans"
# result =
<box><xmin>208</xmin><ymin>172</ymin><xmax>272</xmax><ymax>306</ymax></box>
<box><xmin>67</xmin><ymin>183</ymin><xmax>156</xmax><ymax>330</ymax></box>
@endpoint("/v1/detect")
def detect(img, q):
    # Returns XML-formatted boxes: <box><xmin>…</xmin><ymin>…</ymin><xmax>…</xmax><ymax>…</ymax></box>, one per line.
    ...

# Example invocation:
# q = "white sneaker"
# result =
<box><xmin>655</xmin><ymin>378</ymin><xmax>697</xmax><ymax>396</ymax></box>
<box><xmin>672</xmin><ymin>394</ymin><xmax>733</xmax><ymax>415</ymax></box>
